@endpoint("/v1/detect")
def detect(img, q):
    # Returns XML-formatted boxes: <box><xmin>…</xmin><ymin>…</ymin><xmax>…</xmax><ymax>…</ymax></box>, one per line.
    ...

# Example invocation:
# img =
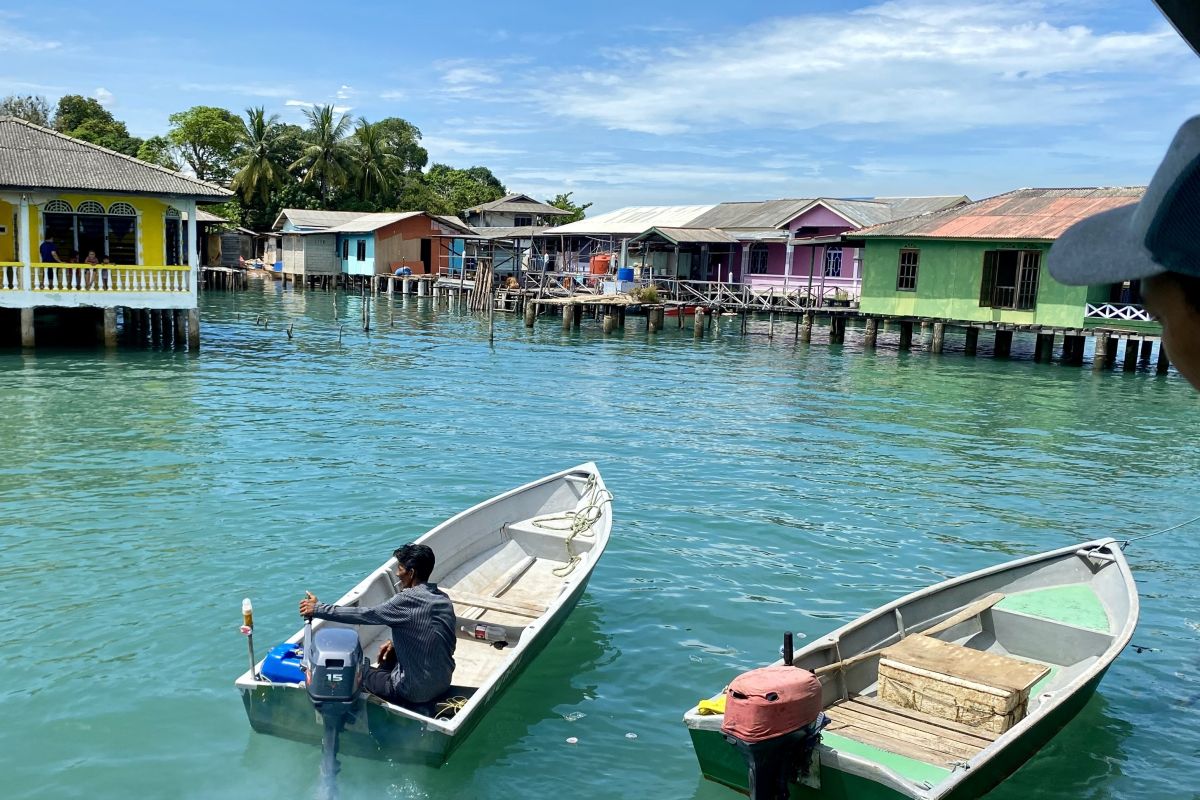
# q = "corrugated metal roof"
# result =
<box><xmin>632</xmin><ymin>227</ymin><xmax>740</xmax><ymax>245</ymax></box>
<box><xmin>472</xmin><ymin>225</ymin><xmax>554</xmax><ymax>240</ymax></box>
<box><xmin>687</xmin><ymin>199</ymin><xmax>815</xmax><ymax>229</ymax></box>
<box><xmin>854</xmin><ymin>188</ymin><xmax>1144</xmax><ymax>240</ymax></box>
<box><xmin>464</xmin><ymin>193</ymin><xmax>571</xmax><ymax>216</ymax></box>
<box><xmin>543</xmin><ymin>204</ymin><xmax>716</xmax><ymax>236</ymax></box>
<box><xmin>272</xmin><ymin>208</ymin><xmax>373</xmax><ymax>231</ymax></box>
<box><xmin>321</xmin><ymin>212</ymin><xmax>423</xmax><ymax>233</ymax></box>
<box><xmin>193</xmin><ymin>208</ymin><xmax>227</xmax><ymax>223</ymax></box>
<box><xmin>0</xmin><ymin>116</ymin><xmax>231</xmax><ymax>199</ymax></box>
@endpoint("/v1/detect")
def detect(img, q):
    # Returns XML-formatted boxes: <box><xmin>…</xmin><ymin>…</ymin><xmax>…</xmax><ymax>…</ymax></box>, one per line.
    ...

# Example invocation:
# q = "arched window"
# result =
<box><xmin>108</xmin><ymin>202</ymin><xmax>137</xmax><ymax>216</ymax></box>
<box><xmin>165</xmin><ymin>207</ymin><xmax>181</xmax><ymax>218</ymax></box>
<box><xmin>823</xmin><ymin>246</ymin><xmax>843</xmax><ymax>278</ymax></box>
<box><xmin>77</xmin><ymin>201</ymin><xmax>105</xmax><ymax>215</ymax></box>
<box><xmin>44</xmin><ymin>200</ymin><xmax>73</xmax><ymax>213</ymax></box>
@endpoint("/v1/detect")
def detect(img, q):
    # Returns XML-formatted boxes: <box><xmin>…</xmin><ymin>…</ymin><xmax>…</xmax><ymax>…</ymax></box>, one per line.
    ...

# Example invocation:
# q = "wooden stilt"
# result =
<box><xmin>931</xmin><ymin>322</ymin><xmax>945</xmax><ymax>354</ymax></box>
<box><xmin>964</xmin><ymin>327</ymin><xmax>979</xmax><ymax>356</ymax></box>
<box><xmin>1093</xmin><ymin>333</ymin><xmax>1110</xmax><ymax>370</ymax></box>
<box><xmin>864</xmin><ymin>317</ymin><xmax>878</xmax><ymax>349</ymax></box>
<box><xmin>524</xmin><ymin>302</ymin><xmax>536</xmax><ymax>328</ymax></box>
<box><xmin>994</xmin><ymin>330</ymin><xmax>1013</xmax><ymax>358</ymax></box>
<box><xmin>20</xmin><ymin>307</ymin><xmax>34</xmax><ymax>348</ymax></box>
<box><xmin>603</xmin><ymin>313</ymin><xmax>616</xmax><ymax>334</ymax></box>
<box><xmin>187</xmin><ymin>308</ymin><xmax>200</xmax><ymax>351</ymax></box>
<box><xmin>899</xmin><ymin>320</ymin><xmax>913</xmax><ymax>350</ymax></box>
<box><xmin>1139</xmin><ymin>339</ymin><xmax>1153</xmax><ymax>362</ymax></box>
<box><xmin>1105</xmin><ymin>337</ymin><xmax>1118</xmax><ymax>367</ymax></box>
<box><xmin>693</xmin><ymin>308</ymin><xmax>704</xmax><ymax>338</ymax></box>
<box><xmin>1157</xmin><ymin>343</ymin><xmax>1170</xmax><ymax>374</ymax></box>
<box><xmin>562</xmin><ymin>305</ymin><xmax>572</xmax><ymax>332</ymax></box>
<box><xmin>800</xmin><ymin>312</ymin><xmax>813</xmax><ymax>343</ymax></box>
<box><xmin>1123</xmin><ymin>338</ymin><xmax>1139</xmax><ymax>371</ymax></box>
<box><xmin>173</xmin><ymin>310</ymin><xmax>185</xmax><ymax>346</ymax></box>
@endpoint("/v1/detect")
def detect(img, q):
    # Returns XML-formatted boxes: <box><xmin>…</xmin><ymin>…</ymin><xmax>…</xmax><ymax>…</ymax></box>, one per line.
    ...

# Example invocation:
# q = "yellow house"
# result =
<box><xmin>0</xmin><ymin>116</ymin><xmax>231</xmax><ymax>348</ymax></box>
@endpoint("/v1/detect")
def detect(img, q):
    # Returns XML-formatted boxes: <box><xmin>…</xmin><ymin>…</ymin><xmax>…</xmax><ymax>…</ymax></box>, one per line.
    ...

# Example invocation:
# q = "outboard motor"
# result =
<box><xmin>721</xmin><ymin>636</ymin><xmax>827</xmax><ymax>800</ymax></box>
<box><xmin>304</xmin><ymin>622</ymin><xmax>365</xmax><ymax>800</ymax></box>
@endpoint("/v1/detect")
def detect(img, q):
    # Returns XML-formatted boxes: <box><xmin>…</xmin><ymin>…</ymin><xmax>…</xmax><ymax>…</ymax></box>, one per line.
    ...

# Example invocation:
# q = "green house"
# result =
<box><xmin>855</xmin><ymin>188</ymin><xmax>1159</xmax><ymax>334</ymax></box>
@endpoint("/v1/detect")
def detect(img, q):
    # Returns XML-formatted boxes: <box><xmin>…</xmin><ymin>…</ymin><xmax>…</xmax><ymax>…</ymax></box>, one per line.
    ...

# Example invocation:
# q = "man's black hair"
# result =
<box><xmin>393</xmin><ymin>543</ymin><xmax>435</xmax><ymax>583</ymax></box>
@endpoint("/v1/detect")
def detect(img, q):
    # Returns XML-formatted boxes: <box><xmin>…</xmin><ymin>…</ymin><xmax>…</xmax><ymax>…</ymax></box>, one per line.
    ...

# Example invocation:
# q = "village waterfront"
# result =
<box><xmin>1</xmin><ymin>284</ymin><xmax>1197</xmax><ymax>800</ymax></box>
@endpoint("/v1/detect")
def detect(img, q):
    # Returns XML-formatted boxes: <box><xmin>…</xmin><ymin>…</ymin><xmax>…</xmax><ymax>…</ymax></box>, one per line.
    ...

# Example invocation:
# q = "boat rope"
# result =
<box><xmin>434</xmin><ymin>696</ymin><xmax>469</xmax><ymax>720</ymax></box>
<box><xmin>1121</xmin><ymin>512</ymin><xmax>1200</xmax><ymax>547</ymax></box>
<box><xmin>531</xmin><ymin>474</ymin><xmax>613</xmax><ymax>577</ymax></box>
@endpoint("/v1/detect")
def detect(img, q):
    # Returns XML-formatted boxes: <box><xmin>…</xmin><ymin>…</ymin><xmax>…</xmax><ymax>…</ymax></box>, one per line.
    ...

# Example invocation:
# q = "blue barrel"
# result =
<box><xmin>617</xmin><ymin>267</ymin><xmax>634</xmax><ymax>281</ymax></box>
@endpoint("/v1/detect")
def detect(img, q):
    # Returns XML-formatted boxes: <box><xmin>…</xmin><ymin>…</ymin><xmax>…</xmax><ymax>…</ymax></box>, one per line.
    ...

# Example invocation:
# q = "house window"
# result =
<box><xmin>979</xmin><ymin>250</ymin><xmax>1041</xmax><ymax>310</ymax></box>
<box><xmin>823</xmin><ymin>246</ymin><xmax>843</xmax><ymax>277</ymax></box>
<box><xmin>749</xmin><ymin>243</ymin><xmax>769</xmax><ymax>274</ymax></box>
<box><xmin>40</xmin><ymin>201</ymin><xmax>137</xmax><ymax>264</ymax></box>
<box><xmin>341</xmin><ymin>239</ymin><xmax>349</xmax><ymax>260</ymax></box>
<box><xmin>356</xmin><ymin>239</ymin><xmax>367</xmax><ymax>261</ymax></box>
<box><xmin>896</xmin><ymin>249</ymin><xmax>919</xmax><ymax>291</ymax></box>
<box><xmin>513</xmin><ymin>215</ymin><xmax>532</xmax><ymax>227</ymax></box>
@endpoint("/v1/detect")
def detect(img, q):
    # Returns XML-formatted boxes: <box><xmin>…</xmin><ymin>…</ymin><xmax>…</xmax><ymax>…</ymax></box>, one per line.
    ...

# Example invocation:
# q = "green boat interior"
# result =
<box><xmin>808</xmin><ymin>551</ymin><xmax>1126</xmax><ymax>788</ymax></box>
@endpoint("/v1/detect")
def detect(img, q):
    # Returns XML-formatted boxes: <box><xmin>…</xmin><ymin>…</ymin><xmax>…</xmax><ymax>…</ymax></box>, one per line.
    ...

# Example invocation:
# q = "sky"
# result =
<box><xmin>3</xmin><ymin>1</ymin><xmax>1199</xmax><ymax>213</ymax></box>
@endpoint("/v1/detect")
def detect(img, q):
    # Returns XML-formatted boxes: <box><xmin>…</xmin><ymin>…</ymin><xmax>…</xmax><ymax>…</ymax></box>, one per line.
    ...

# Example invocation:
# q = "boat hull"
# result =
<box><xmin>689</xmin><ymin>670</ymin><xmax>1106</xmax><ymax>800</ymax></box>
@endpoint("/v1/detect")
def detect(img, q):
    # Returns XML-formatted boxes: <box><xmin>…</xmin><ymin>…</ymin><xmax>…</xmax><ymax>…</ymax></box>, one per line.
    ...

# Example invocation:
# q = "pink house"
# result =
<box><xmin>688</xmin><ymin>196</ymin><xmax>968</xmax><ymax>301</ymax></box>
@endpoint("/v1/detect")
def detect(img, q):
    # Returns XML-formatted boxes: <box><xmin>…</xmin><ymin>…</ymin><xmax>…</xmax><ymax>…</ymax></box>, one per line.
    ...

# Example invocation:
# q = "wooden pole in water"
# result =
<box><xmin>188</xmin><ymin>308</ymin><xmax>200</xmax><ymax>351</ymax></box>
<box><xmin>964</xmin><ymin>327</ymin><xmax>979</xmax><ymax>356</ymax></box>
<box><xmin>931</xmin><ymin>322</ymin><xmax>945</xmax><ymax>353</ymax></box>
<box><xmin>1140</xmin><ymin>339</ymin><xmax>1153</xmax><ymax>362</ymax></box>
<box><xmin>994</xmin><ymin>329</ymin><xmax>1013</xmax><ymax>358</ymax></box>
<box><xmin>1123</xmin><ymin>338</ymin><xmax>1139</xmax><ymax>371</ymax></box>
<box><xmin>898</xmin><ymin>321</ymin><xmax>913</xmax><ymax>350</ymax></box>
<box><xmin>603</xmin><ymin>313</ymin><xmax>616</xmax><ymax>334</ymax></box>
<box><xmin>1157</xmin><ymin>342</ymin><xmax>1170</xmax><ymax>374</ymax></box>
<box><xmin>1093</xmin><ymin>333</ymin><xmax>1110</xmax><ymax>370</ymax></box>
<box><xmin>768</xmin><ymin>311</ymin><xmax>774</xmax><ymax>339</ymax></box>
<box><xmin>693</xmin><ymin>308</ymin><xmax>704</xmax><ymax>338</ymax></box>
<box><xmin>103</xmin><ymin>308</ymin><xmax>117</xmax><ymax>349</ymax></box>
<box><xmin>562</xmin><ymin>304</ymin><xmax>572</xmax><ymax>332</ymax></box>
<box><xmin>524</xmin><ymin>301</ymin><xmax>536</xmax><ymax>328</ymax></box>
<box><xmin>800</xmin><ymin>311</ymin><xmax>813</xmax><ymax>343</ymax></box>
<box><xmin>864</xmin><ymin>317</ymin><xmax>878</xmax><ymax>349</ymax></box>
<box><xmin>174</xmin><ymin>309</ymin><xmax>186</xmax><ymax>346</ymax></box>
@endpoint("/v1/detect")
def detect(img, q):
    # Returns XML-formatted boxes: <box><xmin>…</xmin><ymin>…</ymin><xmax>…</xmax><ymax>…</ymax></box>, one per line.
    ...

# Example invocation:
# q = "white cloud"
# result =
<box><xmin>93</xmin><ymin>87</ymin><xmax>114</xmax><ymax>106</ymax></box>
<box><xmin>423</xmin><ymin>135</ymin><xmax>524</xmax><ymax>157</ymax></box>
<box><xmin>0</xmin><ymin>21</ymin><xmax>61</xmax><ymax>53</ymax></box>
<box><xmin>336</xmin><ymin>84</ymin><xmax>355</xmax><ymax>100</ymax></box>
<box><xmin>544</xmin><ymin>0</ymin><xmax>1190</xmax><ymax>135</ymax></box>
<box><xmin>181</xmin><ymin>82</ymin><xmax>294</xmax><ymax>98</ymax></box>
<box><xmin>380</xmin><ymin>89</ymin><xmax>406</xmax><ymax>101</ymax></box>
<box><xmin>285</xmin><ymin>99</ymin><xmax>314</xmax><ymax>108</ymax></box>
<box><xmin>442</xmin><ymin>66</ymin><xmax>499</xmax><ymax>87</ymax></box>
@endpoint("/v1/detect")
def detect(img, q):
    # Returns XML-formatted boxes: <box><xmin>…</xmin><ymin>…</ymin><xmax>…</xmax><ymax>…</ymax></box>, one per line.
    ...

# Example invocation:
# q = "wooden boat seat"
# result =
<box><xmin>825</xmin><ymin>696</ymin><xmax>996</xmax><ymax>767</ymax></box>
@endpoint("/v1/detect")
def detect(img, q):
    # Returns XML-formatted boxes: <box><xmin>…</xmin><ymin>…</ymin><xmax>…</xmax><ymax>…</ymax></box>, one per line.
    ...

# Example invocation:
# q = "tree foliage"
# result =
<box><xmin>53</xmin><ymin>95</ymin><xmax>141</xmax><ymax>156</ymax></box>
<box><xmin>230</xmin><ymin>107</ymin><xmax>284</xmax><ymax>206</ymax></box>
<box><xmin>547</xmin><ymin>192</ymin><xmax>592</xmax><ymax>224</ymax></box>
<box><xmin>167</xmin><ymin>105</ymin><xmax>243</xmax><ymax>183</ymax></box>
<box><xmin>135</xmin><ymin>136</ymin><xmax>181</xmax><ymax>170</ymax></box>
<box><xmin>422</xmin><ymin>164</ymin><xmax>506</xmax><ymax>216</ymax></box>
<box><xmin>289</xmin><ymin>105</ymin><xmax>353</xmax><ymax>205</ymax></box>
<box><xmin>0</xmin><ymin>94</ymin><xmax>51</xmax><ymax>126</ymax></box>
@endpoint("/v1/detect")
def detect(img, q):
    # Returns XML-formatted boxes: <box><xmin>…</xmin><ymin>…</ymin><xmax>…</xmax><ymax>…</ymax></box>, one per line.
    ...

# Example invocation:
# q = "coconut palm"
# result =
<box><xmin>349</xmin><ymin>119</ymin><xmax>396</xmax><ymax>201</ymax></box>
<box><xmin>230</xmin><ymin>107</ymin><xmax>284</xmax><ymax>206</ymax></box>
<box><xmin>290</xmin><ymin>105</ymin><xmax>352</xmax><ymax>205</ymax></box>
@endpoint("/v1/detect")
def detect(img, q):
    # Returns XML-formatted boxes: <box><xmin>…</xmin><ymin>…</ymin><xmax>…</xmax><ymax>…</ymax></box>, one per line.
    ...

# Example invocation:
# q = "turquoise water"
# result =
<box><xmin>1</xmin><ymin>283</ymin><xmax>1197</xmax><ymax>800</ymax></box>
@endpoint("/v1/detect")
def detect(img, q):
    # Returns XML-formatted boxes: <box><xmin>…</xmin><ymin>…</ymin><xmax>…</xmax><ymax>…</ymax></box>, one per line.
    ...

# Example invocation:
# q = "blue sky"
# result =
<box><xmin>3</xmin><ymin>1</ymin><xmax>1198</xmax><ymax>212</ymax></box>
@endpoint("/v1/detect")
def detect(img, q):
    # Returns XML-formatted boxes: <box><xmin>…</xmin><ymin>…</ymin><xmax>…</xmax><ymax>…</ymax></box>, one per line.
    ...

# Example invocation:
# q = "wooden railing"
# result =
<box><xmin>30</xmin><ymin>264</ymin><xmax>192</xmax><ymax>293</ymax></box>
<box><xmin>1085</xmin><ymin>303</ymin><xmax>1154</xmax><ymax>322</ymax></box>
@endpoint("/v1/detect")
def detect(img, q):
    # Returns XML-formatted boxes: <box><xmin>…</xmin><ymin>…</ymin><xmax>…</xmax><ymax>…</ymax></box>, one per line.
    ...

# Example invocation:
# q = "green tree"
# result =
<box><xmin>422</xmin><ymin>163</ymin><xmax>506</xmax><ymax>215</ymax></box>
<box><xmin>167</xmin><ymin>105</ymin><xmax>243</xmax><ymax>183</ymax></box>
<box><xmin>348</xmin><ymin>119</ymin><xmax>397</xmax><ymax>202</ymax></box>
<box><xmin>0</xmin><ymin>94</ymin><xmax>51</xmax><ymax>126</ymax></box>
<box><xmin>230</xmin><ymin>107</ymin><xmax>286</xmax><ymax>206</ymax></box>
<box><xmin>547</xmin><ymin>192</ymin><xmax>592</xmax><ymax>224</ymax></box>
<box><xmin>136</xmin><ymin>136</ymin><xmax>181</xmax><ymax>170</ymax></box>
<box><xmin>52</xmin><ymin>95</ymin><xmax>141</xmax><ymax>155</ymax></box>
<box><xmin>290</xmin><ymin>105</ymin><xmax>352</xmax><ymax>205</ymax></box>
<box><xmin>375</xmin><ymin>117</ymin><xmax>428</xmax><ymax>175</ymax></box>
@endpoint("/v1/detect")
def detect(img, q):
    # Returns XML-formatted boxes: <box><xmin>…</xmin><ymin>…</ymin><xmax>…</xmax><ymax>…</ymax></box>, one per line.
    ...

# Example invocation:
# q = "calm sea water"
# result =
<box><xmin>1</xmin><ymin>283</ymin><xmax>1196</xmax><ymax>800</ymax></box>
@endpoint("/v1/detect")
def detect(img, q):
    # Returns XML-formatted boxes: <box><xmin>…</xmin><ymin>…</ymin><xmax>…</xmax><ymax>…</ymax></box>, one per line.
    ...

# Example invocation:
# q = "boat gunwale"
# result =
<box><xmin>235</xmin><ymin>462</ymin><xmax>611</xmax><ymax>739</ymax></box>
<box><xmin>683</xmin><ymin>537</ymin><xmax>1139</xmax><ymax>799</ymax></box>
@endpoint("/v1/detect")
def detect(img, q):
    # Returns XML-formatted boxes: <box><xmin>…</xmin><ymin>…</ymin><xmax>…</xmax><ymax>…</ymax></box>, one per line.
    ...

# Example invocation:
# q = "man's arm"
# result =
<box><xmin>309</xmin><ymin>594</ymin><xmax>415</xmax><ymax>627</ymax></box>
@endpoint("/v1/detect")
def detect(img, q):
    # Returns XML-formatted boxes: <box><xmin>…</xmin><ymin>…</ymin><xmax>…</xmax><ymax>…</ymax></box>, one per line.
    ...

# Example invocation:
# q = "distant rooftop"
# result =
<box><xmin>463</xmin><ymin>193</ymin><xmax>571</xmax><ymax>216</ymax></box>
<box><xmin>853</xmin><ymin>188</ymin><xmax>1145</xmax><ymax>240</ymax></box>
<box><xmin>544</xmin><ymin>205</ymin><xmax>717</xmax><ymax>236</ymax></box>
<box><xmin>0</xmin><ymin>116</ymin><xmax>231</xmax><ymax>200</ymax></box>
<box><xmin>272</xmin><ymin>208</ymin><xmax>372</xmax><ymax>231</ymax></box>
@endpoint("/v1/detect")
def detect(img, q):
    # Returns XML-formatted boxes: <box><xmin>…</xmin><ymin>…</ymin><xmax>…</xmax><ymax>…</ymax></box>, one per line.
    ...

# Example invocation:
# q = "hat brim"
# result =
<box><xmin>1047</xmin><ymin>205</ymin><xmax>1164</xmax><ymax>286</ymax></box>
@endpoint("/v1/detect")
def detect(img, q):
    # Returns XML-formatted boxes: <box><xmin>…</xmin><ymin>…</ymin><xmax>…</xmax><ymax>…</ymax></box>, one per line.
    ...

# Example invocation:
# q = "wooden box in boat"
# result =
<box><xmin>235</xmin><ymin>463</ymin><xmax>612</xmax><ymax>765</ymax></box>
<box><xmin>877</xmin><ymin>634</ymin><xmax>1049</xmax><ymax>734</ymax></box>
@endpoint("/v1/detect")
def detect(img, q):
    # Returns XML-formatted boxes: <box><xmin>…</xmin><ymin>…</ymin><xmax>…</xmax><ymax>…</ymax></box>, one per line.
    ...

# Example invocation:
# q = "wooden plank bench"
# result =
<box><xmin>825</xmin><ymin>696</ymin><xmax>995</xmax><ymax>767</ymax></box>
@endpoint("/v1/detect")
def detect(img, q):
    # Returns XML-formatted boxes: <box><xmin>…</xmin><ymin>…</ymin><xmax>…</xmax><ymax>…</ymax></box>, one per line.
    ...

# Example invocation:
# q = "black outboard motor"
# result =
<box><xmin>721</xmin><ymin>633</ymin><xmax>828</xmax><ymax>800</ymax></box>
<box><xmin>304</xmin><ymin>622</ymin><xmax>365</xmax><ymax>800</ymax></box>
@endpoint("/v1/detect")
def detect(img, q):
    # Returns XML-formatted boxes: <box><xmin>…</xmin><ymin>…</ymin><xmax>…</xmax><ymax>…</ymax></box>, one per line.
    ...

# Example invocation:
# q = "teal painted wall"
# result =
<box><xmin>859</xmin><ymin>239</ymin><xmax>1089</xmax><ymax>328</ymax></box>
<box><xmin>339</xmin><ymin>234</ymin><xmax>375</xmax><ymax>276</ymax></box>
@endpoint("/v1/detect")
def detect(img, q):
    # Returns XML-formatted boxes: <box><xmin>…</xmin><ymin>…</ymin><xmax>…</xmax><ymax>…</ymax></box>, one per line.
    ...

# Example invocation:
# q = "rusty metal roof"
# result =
<box><xmin>854</xmin><ymin>188</ymin><xmax>1145</xmax><ymax>240</ymax></box>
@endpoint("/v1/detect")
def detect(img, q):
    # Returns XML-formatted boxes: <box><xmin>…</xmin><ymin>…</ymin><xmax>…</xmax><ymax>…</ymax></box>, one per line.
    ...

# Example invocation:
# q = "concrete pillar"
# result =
<box><xmin>693</xmin><ymin>309</ymin><xmax>705</xmax><ymax>338</ymax></box>
<box><xmin>1093</xmin><ymin>333</ymin><xmax>1110</xmax><ymax>371</ymax></box>
<box><xmin>899</xmin><ymin>321</ymin><xmax>913</xmax><ymax>350</ymax></box>
<box><xmin>800</xmin><ymin>311</ymin><xmax>813</xmax><ymax>343</ymax></box>
<box><xmin>1140</xmin><ymin>339</ymin><xmax>1154</xmax><ymax>362</ymax></box>
<box><xmin>603</xmin><ymin>313</ymin><xmax>616</xmax><ymax>334</ymax></box>
<box><xmin>931</xmin><ymin>322</ymin><xmax>945</xmax><ymax>354</ymax></box>
<box><xmin>562</xmin><ymin>305</ymin><xmax>572</xmax><ymax>332</ymax></box>
<box><xmin>103</xmin><ymin>308</ymin><xmax>118</xmax><ymax>349</ymax></box>
<box><xmin>524</xmin><ymin>302</ymin><xmax>536</xmax><ymax>328</ymax></box>
<box><xmin>185</xmin><ymin>199</ymin><xmax>199</xmax><ymax>291</ymax></box>
<box><xmin>20</xmin><ymin>307</ymin><xmax>34</xmax><ymax>348</ymax></box>
<box><xmin>864</xmin><ymin>317</ymin><xmax>878</xmax><ymax>348</ymax></box>
<box><xmin>1123</xmin><ymin>338</ymin><xmax>1139</xmax><ymax>371</ymax></box>
<box><xmin>573</xmin><ymin>303</ymin><xmax>584</xmax><ymax>327</ymax></box>
<box><xmin>1157</xmin><ymin>343</ymin><xmax>1170</xmax><ymax>374</ymax></box>
<box><xmin>648</xmin><ymin>307</ymin><xmax>661</xmax><ymax>333</ymax></box>
<box><xmin>964</xmin><ymin>327</ymin><xmax>979</xmax><ymax>356</ymax></box>
<box><xmin>174</xmin><ymin>309</ymin><xmax>186</xmax><ymax>345</ymax></box>
<box><xmin>18</xmin><ymin>194</ymin><xmax>32</xmax><ymax>292</ymax></box>
<box><xmin>402</xmin><ymin>278</ymin><xmax>411</xmax><ymax>295</ymax></box>
<box><xmin>1105</xmin><ymin>337</ymin><xmax>1119</xmax><ymax>368</ymax></box>
<box><xmin>187</xmin><ymin>308</ymin><xmax>200</xmax><ymax>351</ymax></box>
<box><xmin>1034</xmin><ymin>332</ymin><xmax>1055</xmax><ymax>362</ymax></box>
<box><xmin>994</xmin><ymin>330</ymin><xmax>1013</xmax><ymax>358</ymax></box>
<box><xmin>417</xmin><ymin>279</ymin><xmax>427</xmax><ymax>297</ymax></box>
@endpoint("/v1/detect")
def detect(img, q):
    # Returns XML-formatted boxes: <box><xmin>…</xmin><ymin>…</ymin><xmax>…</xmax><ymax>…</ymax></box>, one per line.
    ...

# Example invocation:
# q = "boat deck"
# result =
<box><xmin>825</xmin><ymin>696</ymin><xmax>995</xmax><ymax>768</ymax></box>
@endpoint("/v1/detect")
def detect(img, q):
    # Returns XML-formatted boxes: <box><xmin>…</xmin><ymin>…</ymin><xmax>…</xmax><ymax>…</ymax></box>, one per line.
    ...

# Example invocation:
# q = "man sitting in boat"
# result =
<box><xmin>298</xmin><ymin>543</ymin><xmax>457</xmax><ymax>708</ymax></box>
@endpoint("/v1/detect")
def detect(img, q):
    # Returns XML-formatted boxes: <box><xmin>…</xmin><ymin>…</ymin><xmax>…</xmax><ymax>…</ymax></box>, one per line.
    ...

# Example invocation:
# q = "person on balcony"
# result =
<box><xmin>1049</xmin><ymin>115</ymin><xmax>1200</xmax><ymax>390</ymax></box>
<box><xmin>38</xmin><ymin>235</ymin><xmax>63</xmax><ymax>264</ymax></box>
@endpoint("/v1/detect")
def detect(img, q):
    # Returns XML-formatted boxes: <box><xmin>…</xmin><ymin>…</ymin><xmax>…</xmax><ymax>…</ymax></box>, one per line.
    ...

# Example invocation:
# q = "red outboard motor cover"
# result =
<box><xmin>721</xmin><ymin>665</ymin><xmax>822</xmax><ymax>743</ymax></box>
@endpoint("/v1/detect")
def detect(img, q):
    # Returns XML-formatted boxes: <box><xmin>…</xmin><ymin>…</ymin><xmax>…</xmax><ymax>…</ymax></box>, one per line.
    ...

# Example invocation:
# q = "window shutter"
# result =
<box><xmin>980</xmin><ymin>251</ymin><xmax>997</xmax><ymax>307</ymax></box>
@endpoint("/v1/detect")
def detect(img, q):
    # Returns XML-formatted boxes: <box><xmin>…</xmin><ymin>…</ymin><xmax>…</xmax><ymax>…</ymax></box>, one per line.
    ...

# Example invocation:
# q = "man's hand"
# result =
<box><xmin>299</xmin><ymin>591</ymin><xmax>318</xmax><ymax>619</ymax></box>
<box><xmin>378</xmin><ymin>640</ymin><xmax>396</xmax><ymax>669</ymax></box>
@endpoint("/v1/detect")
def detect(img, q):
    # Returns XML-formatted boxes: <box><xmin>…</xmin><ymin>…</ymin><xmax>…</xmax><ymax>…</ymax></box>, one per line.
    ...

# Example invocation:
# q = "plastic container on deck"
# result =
<box><xmin>616</xmin><ymin>267</ymin><xmax>634</xmax><ymax>281</ymax></box>
<box><xmin>590</xmin><ymin>254</ymin><xmax>612</xmax><ymax>274</ymax></box>
<box><xmin>260</xmin><ymin>640</ymin><xmax>306</xmax><ymax>683</ymax></box>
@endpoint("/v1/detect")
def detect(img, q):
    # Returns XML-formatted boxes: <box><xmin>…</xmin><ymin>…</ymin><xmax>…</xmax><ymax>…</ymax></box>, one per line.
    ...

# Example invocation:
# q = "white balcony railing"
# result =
<box><xmin>1085</xmin><ymin>303</ymin><xmax>1154</xmax><ymax>322</ymax></box>
<box><xmin>0</xmin><ymin>263</ymin><xmax>195</xmax><ymax>309</ymax></box>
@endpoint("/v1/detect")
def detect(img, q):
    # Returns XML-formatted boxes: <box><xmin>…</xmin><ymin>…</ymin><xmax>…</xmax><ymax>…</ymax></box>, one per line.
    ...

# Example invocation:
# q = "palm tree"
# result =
<box><xmin>349</xmin><ymin>119</ymin><xmax>396</xmax><ymax>201</ymax></box>
<box><xmin>290</xmin><ymin>105</ymin><xmax>352</xmax><ymax>204</ymax></box>
<box><xmin>231</xmin><ymin>107</ymin><xmax>284</xmax><ymax>206</ymax></box>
